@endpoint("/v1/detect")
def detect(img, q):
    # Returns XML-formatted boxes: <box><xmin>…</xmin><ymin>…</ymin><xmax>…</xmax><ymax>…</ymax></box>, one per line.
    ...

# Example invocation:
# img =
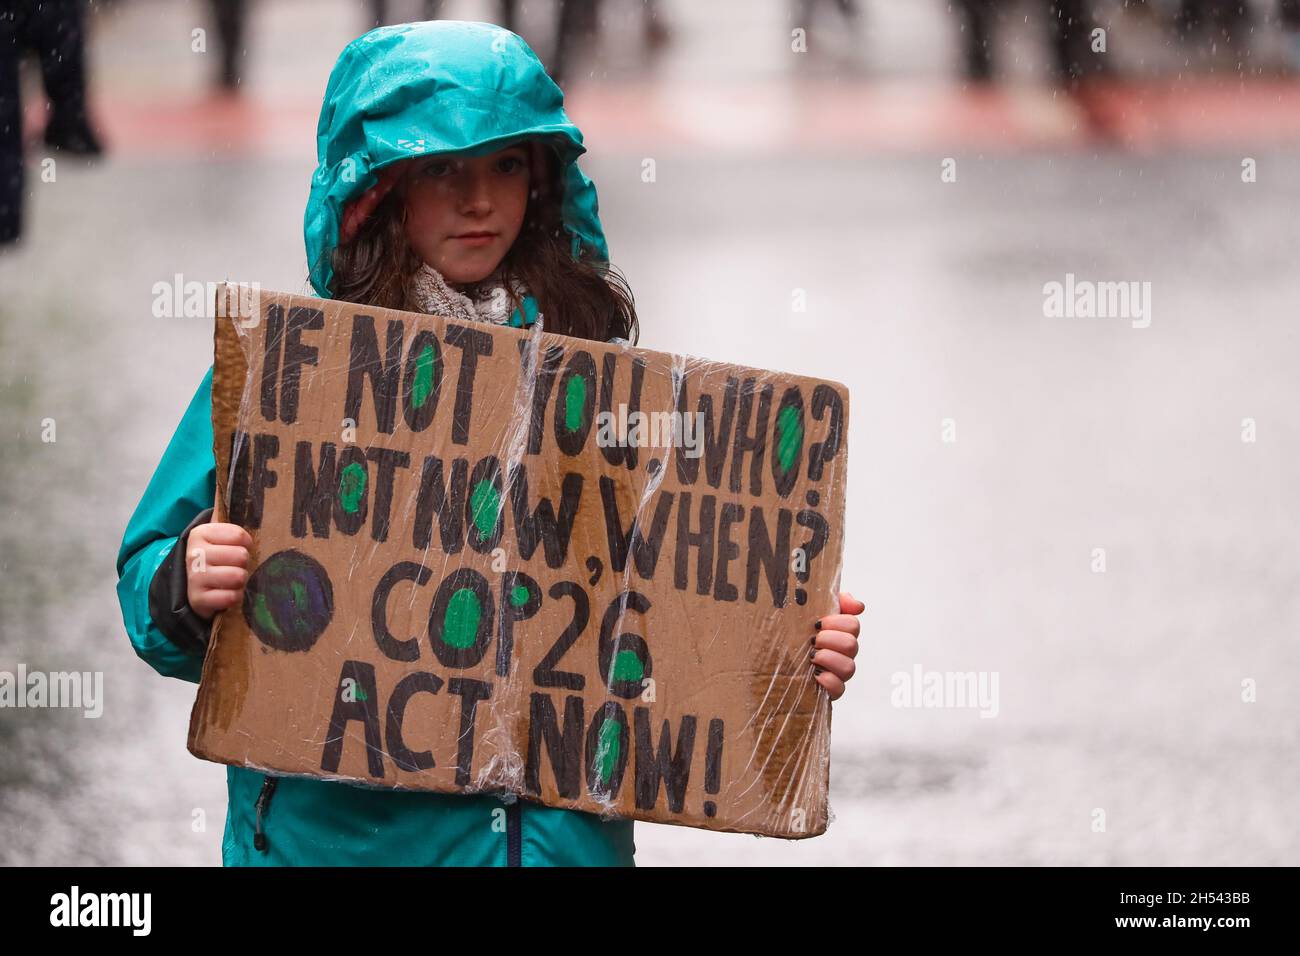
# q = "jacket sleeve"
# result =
<box><xmin>115</xmin><ymin>366</ymin><xmax>219</xmax><ymax>684</ymax></box>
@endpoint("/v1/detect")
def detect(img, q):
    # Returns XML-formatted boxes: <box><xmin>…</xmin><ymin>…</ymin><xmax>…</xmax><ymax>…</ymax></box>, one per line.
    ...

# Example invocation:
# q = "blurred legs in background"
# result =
<box><xmin>551</xmin><ymin>0</ymin><xmax>599</xmax><ymax>88</ymax></box>
<box><xmin>0</xmin><ymin>0</ymin><xmax>103</xmax><ymax>246</ymax></box>
<box><xmin>363</xmin><ymin>0</ymin><xmax>638</xmax><ymax>88</ymax></box>
<box><xmin>211</xmin><ymin>0</ymin><xmax>247</xmax><ymax>92</ymax></box>
<box><xmin>1282</xmin><ymin>0</ymin><xmax>1300</xmax><ymax>68</ymax></box>
<box><xmin>1176</xmin><ymin>0</ymin><xmax>1251</xmax><ymax>47</ymax></box>
<box><xmin>21</xmin><ymin>0</ymin><xmax>101</xmax><ymax>154</ymax></box>
<box><xmin>369</xmin><ymin>0</ymin><xmax>516</xmax><ymax>32</ymax></box>
<box><xmin>955</xmin><ymin>0</ymin><xmax>1107</xmax><ymax>87</ymax></box>
<box><xmin>0</xmin><ymin>4</ymin><xmax>21</xmax><ymax>244</ymax></box>
<box><xmin>1048</xmin><ymin>0</ymin><xmax>1108</xmax><ymax>87</ymax></box>
<box><xmin>954</xmin><ymin>0</ymin><xmax>999</xmax><ymax>82</ymax></box>
<box><xmin>792</xmin><ymin>0</ymin><xmax>863</xmax><ymax>26</ymax></box>
<box><xmin>643</xmin><ymin>0</ymin><xmax>670</xmax><ymax>50</ymax></box>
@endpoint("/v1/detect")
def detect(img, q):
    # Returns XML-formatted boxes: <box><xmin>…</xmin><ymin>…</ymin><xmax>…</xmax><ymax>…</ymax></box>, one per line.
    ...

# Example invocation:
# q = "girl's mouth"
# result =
<box><xmin>452</xmin><ymin>231</ymin><xmax>497</xmax><ymax>247</ymax></box>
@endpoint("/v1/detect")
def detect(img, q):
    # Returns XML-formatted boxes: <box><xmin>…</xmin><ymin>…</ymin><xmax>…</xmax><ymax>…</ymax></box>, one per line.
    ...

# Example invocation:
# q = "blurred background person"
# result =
<box><xmin>952</xmin><ymin>0</ymin><xmax>1107</xmax><ymax>87</ymax></box>
<box><xmin>210</xmin><ymin>0</ymin><xmax>248</xmax><ymax>92</ymax></box>
<box><xmin>363</xmin><ymin>0</ymin><xmax>670</xmax><ymax>87</ymax></box>
<box><xmin>0</xmin><ymin>0</ymin><xmax>103</xmax><ymax>244</ymax></box>
<box><xmin>369</xmin><ymin>0</ymin><xmax>518</xmax><ymax>33</ymax></box>
<box><xmin>791</xmin><ymin>0</ymin><xmax>864</xmax><ymax>36</ymax></box>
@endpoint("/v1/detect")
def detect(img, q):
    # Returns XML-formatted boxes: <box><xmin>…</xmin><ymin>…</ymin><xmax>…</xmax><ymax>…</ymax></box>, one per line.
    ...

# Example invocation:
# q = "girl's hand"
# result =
<box><xmin>811</xmin><ymin>592</ymin><xmax>864</xmax><ymax>701</ymax></box>
<box><xmin>185</xmin><ymin>523</ymin><xmax>253</xmax><ymax>620</ymax></box>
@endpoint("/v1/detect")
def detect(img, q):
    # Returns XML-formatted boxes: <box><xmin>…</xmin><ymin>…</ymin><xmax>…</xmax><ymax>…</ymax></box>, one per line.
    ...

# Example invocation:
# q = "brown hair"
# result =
<box><xmin>327</xmin><ymin>141</ymin><xmax>639</xmax><ymax>345</ymax></box>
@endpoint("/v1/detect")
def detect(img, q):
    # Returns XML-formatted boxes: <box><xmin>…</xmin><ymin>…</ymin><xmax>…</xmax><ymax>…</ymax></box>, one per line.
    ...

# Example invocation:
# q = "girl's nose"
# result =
<box><xmin>459</xmin><ymin>171</ymin><xmax>493</xmax><ymax>215</ymax></box>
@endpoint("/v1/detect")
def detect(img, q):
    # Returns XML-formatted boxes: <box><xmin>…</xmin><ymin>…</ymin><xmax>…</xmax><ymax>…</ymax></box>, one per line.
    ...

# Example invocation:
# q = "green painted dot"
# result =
<box><xmin>411</xmin><ymin>342</ymin><xmax>437</xmax><ymax>409</ymax></box>
<box><xmin>776</xmin><ymin>404</ymin><xmax>803</xmax><ymax>473</ymax></box>
<box><xmin>339</xmin><ymin>461</ymin><xmax>367</xmax><ymax>513</ymax></box>
<box><xmin>611</xmin><ymin>648</ymin><xmax>644</xmax><ymax>683</ymax></box>
<box><xmin>594</xmin><ymin>718</ymin><xmax>622</xmax><ymax>784</ymax></box>
<box><xmin>564</xmin><ymin>373</ymin><xmax>587</xmax><ymax>431</ymax></box>
<box><xmin>510</xmin><ymin>584</ymin><xmax>530</xmax><ymax>607</ymax></box>
<box><xmin>469</xmin><ymin>478</ymin><xmax>500</xmax><ymax>538</ymax></box>
<box><xmin>251</xmin><ymin>591</ymin><xmax>283</xmax><ymax>639</ymax></box>
<box><xmin>441</xmin><ymin>587</ymin><xmax>481</xmax><ymax>649</ymax></box>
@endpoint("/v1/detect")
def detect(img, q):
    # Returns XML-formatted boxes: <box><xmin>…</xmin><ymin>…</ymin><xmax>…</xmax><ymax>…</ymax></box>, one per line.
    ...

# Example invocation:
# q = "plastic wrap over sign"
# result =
<box><xmin>189</xmin><ymin>284</ymin><xmax>850</xmax><ymax>838</ymax></box>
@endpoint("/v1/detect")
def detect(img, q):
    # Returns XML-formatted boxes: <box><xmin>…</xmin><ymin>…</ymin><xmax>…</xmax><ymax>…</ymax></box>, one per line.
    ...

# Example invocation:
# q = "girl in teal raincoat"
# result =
<box><xmin>116</xmin><ymin>19</ymin><xmax>864</xmax><ymax>866</ymax></box>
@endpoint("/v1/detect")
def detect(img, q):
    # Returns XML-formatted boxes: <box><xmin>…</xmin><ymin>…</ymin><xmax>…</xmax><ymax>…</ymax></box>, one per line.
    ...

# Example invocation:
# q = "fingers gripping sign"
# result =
<box><xmin>810</xmin><ymin>591</ymin><xmax>864</xmax><ymax>701</ymax></box>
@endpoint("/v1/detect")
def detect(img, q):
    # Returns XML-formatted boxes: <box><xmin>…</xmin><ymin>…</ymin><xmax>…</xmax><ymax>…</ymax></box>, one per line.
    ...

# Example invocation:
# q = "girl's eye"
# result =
<box><xmin>497</xmin><ymin>156</ymin><xmax>526</xmax><ymax>174</ymax></box>
<box><xmin>421</xmin><ymin>161</ymin><xmax>453</xmax><ymax>177</ymax></box>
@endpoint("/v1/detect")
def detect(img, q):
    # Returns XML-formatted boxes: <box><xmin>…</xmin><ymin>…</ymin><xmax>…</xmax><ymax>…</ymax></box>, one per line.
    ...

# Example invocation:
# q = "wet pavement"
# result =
<box><xmin>1</xmin><ymin>0</ymin><xmax>1298</xmax><ymax>865</ymax></box>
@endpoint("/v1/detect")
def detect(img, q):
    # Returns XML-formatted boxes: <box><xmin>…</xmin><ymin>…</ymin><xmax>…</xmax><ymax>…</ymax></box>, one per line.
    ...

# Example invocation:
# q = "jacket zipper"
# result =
<box><xmin>506</xmin><ymin>799</ymin><xmax>521</xmax><ymax>867</ymax></box>
<box><xmin>253</xmin><ymin>775</ymin><xmax>278</xmax><ymax>853</ymax></box>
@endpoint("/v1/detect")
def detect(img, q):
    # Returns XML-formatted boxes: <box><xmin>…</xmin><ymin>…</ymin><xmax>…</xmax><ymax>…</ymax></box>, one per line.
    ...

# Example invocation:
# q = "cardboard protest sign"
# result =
<box><xmin>189</xmin><ymin>284</ymin><xmax>850</xmax><ymax>838</ymax></box>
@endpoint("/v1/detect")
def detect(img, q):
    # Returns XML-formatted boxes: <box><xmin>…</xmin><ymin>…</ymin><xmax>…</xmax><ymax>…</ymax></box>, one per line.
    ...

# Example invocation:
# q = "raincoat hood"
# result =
<box><xmin>304</xmin><ymin>19</ymin><xmax>608</xmax><ymax>298</ymax></box>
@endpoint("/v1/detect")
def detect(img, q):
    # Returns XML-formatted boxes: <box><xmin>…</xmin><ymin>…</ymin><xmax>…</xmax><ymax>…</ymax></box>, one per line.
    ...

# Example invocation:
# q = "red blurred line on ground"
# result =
<box><xmin>27</xmin><ymin>77</ymin><xmax>1300</xmax><ymax>160</ymax></box>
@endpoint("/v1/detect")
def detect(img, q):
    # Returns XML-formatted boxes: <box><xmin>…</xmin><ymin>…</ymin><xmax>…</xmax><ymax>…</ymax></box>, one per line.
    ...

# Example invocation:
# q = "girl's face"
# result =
<box><xmin>402</xmin><ymin>144</ymin><xmax>532</xmax><ymax>286</ymax></box>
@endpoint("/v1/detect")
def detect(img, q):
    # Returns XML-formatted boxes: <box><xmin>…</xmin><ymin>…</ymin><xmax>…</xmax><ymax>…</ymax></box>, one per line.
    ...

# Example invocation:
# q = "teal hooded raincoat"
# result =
<box><xmin>115</xmin><ymin>19</ymin><xmax>636</xmax><ymax>866</ymax></box>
